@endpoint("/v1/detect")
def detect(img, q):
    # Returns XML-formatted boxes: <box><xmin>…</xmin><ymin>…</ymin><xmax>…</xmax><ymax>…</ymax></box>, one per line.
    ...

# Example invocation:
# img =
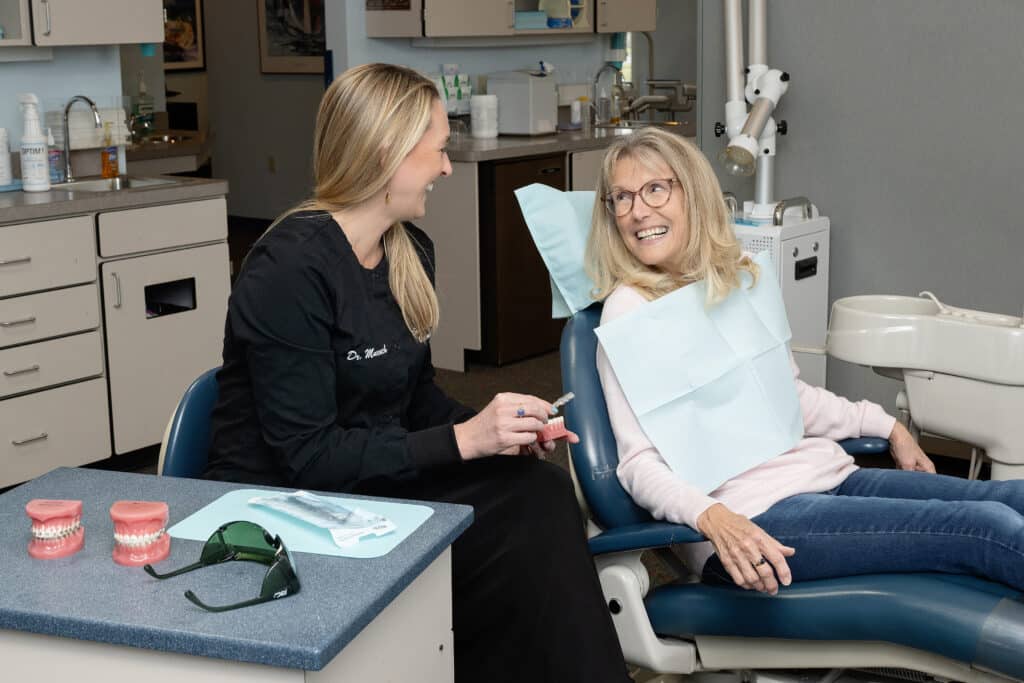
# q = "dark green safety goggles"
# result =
<box><xmin>144</xmin><ymin>520</ymin><xmax>300</xmax><ymax>612</ymax></box>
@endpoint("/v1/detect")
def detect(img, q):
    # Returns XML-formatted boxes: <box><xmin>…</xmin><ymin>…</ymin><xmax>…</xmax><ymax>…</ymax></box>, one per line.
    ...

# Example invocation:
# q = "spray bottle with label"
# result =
<box><xmin>18</xmin><ymin>93</ymin><xmax>49</xmax><ymax>192</ymax></box>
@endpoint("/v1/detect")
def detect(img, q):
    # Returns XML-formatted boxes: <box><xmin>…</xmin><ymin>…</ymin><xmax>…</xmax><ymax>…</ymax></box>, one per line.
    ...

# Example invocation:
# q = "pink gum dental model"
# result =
<box><xmin>109</xmin><ymin>500</ymin><xmax>171</xmax><ymax>567</ymax></box>
<box><xmin>538</xmin><ymin>415</ymin><xmax>570</xmax><ymax>443</ymax></box>
<box><xmin>26</xmin><ymin>499</ymin><xmax>85</xmax><ymax>560</ymax></box>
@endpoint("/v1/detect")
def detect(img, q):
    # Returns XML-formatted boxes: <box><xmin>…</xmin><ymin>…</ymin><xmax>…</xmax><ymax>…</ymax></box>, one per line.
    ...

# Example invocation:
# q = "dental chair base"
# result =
<box><xmin>592</xmin><ymin>543</ymin><xmax>1023</xmax><ymax>683</ymax></box>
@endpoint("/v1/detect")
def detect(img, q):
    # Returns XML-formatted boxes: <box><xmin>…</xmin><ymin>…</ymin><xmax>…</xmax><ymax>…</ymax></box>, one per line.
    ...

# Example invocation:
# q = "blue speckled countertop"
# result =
<box><xmin>0</xmin><ymin>467</ymin><xmax>473</xmax><ymax>671</ymax></box>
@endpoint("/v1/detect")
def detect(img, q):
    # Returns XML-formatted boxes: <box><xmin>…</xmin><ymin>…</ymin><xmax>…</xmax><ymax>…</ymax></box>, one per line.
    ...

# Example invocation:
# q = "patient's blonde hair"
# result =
<box><xmin>585</xmin><ymin>128</ymin><xmax>757</xmax><ymax>305</ymax></box>
<box><xmin>271</xmin><ymin>63</ymin><xmax>439</xmax><ymax>342</ymax></box>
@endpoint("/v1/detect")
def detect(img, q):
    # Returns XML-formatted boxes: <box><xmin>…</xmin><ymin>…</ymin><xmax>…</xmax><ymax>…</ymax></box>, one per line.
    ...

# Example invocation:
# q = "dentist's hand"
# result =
<box><xmin>453</xmin><ymin>392</ymin><xmax>555</xmax><ymax>460</ymax></box>
<box><xmin>697</xmin><ymin>503</ymin><xmax>795</xmax><ymax>595</ymax></box>
<box><xmin>889</xmin><ymin>422</ymin><xmax>936</xmax><ymax>473</ymax></box>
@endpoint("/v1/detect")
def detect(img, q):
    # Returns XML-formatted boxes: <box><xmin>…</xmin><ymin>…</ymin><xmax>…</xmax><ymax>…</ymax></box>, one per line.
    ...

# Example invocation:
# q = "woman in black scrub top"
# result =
<box><xmin>204</xmin><ymin>63</ymin><xmax>631</xmax><ymax>683</ymax></box>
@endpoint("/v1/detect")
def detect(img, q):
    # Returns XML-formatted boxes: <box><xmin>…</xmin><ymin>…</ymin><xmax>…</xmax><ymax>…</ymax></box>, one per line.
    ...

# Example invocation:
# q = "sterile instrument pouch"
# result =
<box><xmin>596</xmin><ymin>252</ymin><xmax>803</xmax><ymax>494</ymax></box>
<box><xmin>514</xmin><ymin>183</ymin><xmax>598</xmax><ymax>318</ymax></box>
<box><xmin>248</xmin><ymin>490</ymin><xmax>396</xmax><ymax>548</ymax></box>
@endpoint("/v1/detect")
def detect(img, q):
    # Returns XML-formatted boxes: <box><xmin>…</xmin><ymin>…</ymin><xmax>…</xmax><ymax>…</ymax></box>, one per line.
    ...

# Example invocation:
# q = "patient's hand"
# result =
<box><xmin>889</xmin><ymin>422</ymin><xmax>936</xmax><ymax>473</ymax></box>
<box><xmin>696</xmin><ymin>503</ymin><xmax>795</xmax><ymax>595</ymax></box>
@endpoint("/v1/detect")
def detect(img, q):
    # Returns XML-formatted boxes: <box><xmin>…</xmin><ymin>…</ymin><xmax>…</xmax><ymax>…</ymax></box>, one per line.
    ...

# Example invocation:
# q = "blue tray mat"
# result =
<box><xmin>168</xmin><ymin>489</ymin><xmax>434</xmax><ymax>559</ymax></box>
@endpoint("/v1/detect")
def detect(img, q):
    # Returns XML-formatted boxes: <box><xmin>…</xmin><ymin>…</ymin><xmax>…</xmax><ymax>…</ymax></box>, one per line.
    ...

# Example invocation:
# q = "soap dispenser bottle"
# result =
<box><xmin>100</xmin><ymin>121</ymin><xmax>119</xmax><ymax>179</ymax></box>
<box><xmin>17</xmin><ymin>93</ymin><xmax>49</xmax><ymax>192</ymax></box>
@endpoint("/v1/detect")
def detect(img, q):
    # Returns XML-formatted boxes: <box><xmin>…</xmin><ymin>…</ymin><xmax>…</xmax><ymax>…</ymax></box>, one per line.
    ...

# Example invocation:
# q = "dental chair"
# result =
<box><xmin>560</xmin><ymin>303</ymin><xmax>1024</xmax><ymax>683</ymax></box>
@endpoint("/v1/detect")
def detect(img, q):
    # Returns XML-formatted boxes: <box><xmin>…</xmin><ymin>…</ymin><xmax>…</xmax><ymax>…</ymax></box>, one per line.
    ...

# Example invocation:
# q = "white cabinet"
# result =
<box><xmin>0</xmin><ymin>0</ymin><xmax>32</xmax><ymax>46</ymax></box>
<box><xmin>101</xmin><ymin>241</ymin><xmax>229</xmax><ymax>455</ymax></box>
<box><xmin>596</xmin><ymin>0</ymin><xmax>656</xmax><ymax>33</ymax></box>
<box><xmin>425</xmin><ymin>0</ymin><xmax>512</xmax><ymax>37</ymax></box>
<box><xmin>0</xmin><ymin>0</ymin><xmax>162</xmax><ymax>47</ymax></box>
<box><xmin>368</xmin><ymin>0</ymin><xmax>593</xmax><ymax>38</ymax></box>
<box><xmin>0</xmin><ymin>214</ymin><xmax>108</xmax><ymax>488</ymax></box>
<box><xmin>0</xmin><ymin>193</ymin><xmax>230</xmax><ymax>487</ymax></box>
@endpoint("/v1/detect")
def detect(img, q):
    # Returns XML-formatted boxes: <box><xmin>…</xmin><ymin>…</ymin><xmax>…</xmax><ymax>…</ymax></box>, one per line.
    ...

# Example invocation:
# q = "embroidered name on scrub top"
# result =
<box><xmin>595</xmin><ymin>252</ymin><xmax>802</xmax><ymax>494</ymax></box>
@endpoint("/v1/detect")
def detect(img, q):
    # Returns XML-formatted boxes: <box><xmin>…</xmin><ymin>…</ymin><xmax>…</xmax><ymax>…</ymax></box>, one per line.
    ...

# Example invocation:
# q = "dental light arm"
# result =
<box><xmin>716</xmin><ymin>0</ymin><xmax>790</xmax><ymax>203</ymax></box>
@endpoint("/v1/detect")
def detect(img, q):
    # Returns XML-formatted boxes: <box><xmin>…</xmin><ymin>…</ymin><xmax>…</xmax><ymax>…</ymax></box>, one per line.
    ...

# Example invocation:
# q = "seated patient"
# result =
<box><xmin>587</xmin><ymin>127</ymin><xmax>1024</xmax><ymax>595</ymax></box>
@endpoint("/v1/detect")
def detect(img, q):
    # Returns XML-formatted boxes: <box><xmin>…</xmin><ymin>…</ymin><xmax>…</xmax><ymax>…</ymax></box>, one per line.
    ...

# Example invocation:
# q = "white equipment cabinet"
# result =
<box><xmin>0</xmin><ymin>192</ymin><xmax>230</xmax><ymax>488</ymax></box>
<box><xmin>97</xmin><ymin>198</ymin><xmax>230</xmax><ymax>455</ymax></box>
<box><xmin>732</xmin><ymin>215</ymin><xmax>830</xmax><ymax>387</ymax></box>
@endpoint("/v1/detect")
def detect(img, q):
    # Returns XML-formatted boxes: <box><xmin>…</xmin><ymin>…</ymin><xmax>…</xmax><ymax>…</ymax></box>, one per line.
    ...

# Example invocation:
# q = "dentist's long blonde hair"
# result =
<box><xmin>272</xmin><ymin>63</ymin><xmax>439</xmax><ymax>342</ymax></box>
<box><xmin>585</xmin><ymin>128</ymin><xmax>757</xmax><ymax>305</ymax></box>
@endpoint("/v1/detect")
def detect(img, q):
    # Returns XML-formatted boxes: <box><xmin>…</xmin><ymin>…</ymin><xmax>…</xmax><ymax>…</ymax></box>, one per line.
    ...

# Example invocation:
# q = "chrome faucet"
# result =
<box><xmin>63</xmin><ymin>95</ymin><xmax>102</xmax><ymax>183</ymax></box>
<box><xmin>593</xmin><ymin>63</ymin><xmax>625</xmax><ymax>123</ymax></box>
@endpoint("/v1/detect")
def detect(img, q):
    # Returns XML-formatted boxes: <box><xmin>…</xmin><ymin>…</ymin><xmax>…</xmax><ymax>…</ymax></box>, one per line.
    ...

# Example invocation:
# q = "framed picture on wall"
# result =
<box><xmin>163</xmin><ymin>0</ymin><xmax>205</xmax><ymax>71</ymax></box>
<box><xmin>258</xmin><ymin>0</ymin><xmax>326</xmax><ymax>75</ymax></box>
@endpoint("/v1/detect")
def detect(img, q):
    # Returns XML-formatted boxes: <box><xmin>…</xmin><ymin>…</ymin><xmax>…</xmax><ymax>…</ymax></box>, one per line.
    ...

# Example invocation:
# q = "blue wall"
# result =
<box><xmin>0</xmin><ymin>46</ymin><xmax>122</xmax><ymax>141</ymax></box>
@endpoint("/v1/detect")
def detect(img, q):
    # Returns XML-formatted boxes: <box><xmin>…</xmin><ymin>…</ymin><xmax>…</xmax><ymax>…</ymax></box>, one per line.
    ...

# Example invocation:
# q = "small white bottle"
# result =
<box><xmin>18</xmin><ymin>93</ymin><xmax>50</xmax><ymax>192</ymax></box>
<box><xmin>0</xmin><ymin>128</ymin><xmax>13</xmax><ymax>187</ymax></box>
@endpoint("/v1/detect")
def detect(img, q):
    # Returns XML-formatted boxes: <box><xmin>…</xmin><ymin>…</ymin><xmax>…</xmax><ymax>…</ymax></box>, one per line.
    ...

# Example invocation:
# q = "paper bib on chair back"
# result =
<box><xmin>596</xmin><ymin>252</ymin><xmax>802</xmax><ymax>494</ymax></box>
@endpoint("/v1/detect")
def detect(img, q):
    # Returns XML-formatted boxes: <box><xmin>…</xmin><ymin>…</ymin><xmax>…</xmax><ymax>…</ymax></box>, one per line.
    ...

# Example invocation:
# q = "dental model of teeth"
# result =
<box><xmin>109</xmin><ymin>500</ymin><xmax>171</xmax><ymax>567</ymax></box>
<box><xmin>26</xmin><ymin>499</ymin><xmax>85</xmax><ymax>560</ymax></box>
<box><xmin>538</xmin><ymin>415</ymin><xmax>570</xmax><ymax>443</ymax></box>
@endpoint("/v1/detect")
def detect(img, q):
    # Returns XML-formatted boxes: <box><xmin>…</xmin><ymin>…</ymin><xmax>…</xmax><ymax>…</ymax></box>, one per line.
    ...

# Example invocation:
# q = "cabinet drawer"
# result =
<box><xmin>0</xmin><ymin>215</ymin><xmax>96</xmax><ymax>298</ymax></box>
<box><xmin>0</xmin><ymin>331</ymin><xmax>103</xmax><ymax>399</ymax></box>
<box><xmin>0</xmin><ymin>378</ymin><xmax>111</xmax><ymax>488</ymax></box>
<box><xmin>0</xmin><ymin>284</ymin><xmax>100</xmax><ymax>349</ymax></box>
<box><xmin>98</xmin><ymin>197</ymin><xmax>227</xmax><ymax>257</ymax></box>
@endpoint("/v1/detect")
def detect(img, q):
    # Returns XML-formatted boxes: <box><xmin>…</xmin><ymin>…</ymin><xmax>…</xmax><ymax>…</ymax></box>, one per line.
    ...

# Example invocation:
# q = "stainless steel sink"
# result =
<box><xmin>53</xmin><ymin>176</ymin><xmax>179</xmax><ymax>193</ymax></box>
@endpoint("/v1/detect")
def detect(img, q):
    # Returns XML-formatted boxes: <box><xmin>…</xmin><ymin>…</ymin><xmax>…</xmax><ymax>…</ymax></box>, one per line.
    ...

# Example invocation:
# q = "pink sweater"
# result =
<box><xmin>596</xmin><ymin>285</ymin><xmax>896</xmax><ymax>571</ymax></box>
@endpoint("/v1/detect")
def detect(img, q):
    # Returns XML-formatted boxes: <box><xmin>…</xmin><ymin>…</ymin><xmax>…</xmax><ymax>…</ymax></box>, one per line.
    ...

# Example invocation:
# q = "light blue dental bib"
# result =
<box><xmin>595</xmin><ymin>253</ymin><xmax>803</xmax><ymax>494</ymax></box>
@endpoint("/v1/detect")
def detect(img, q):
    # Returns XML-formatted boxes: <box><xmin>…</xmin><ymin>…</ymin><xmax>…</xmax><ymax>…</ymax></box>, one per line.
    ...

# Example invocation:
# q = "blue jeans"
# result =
<box><xmin>702</xmin><ymin>468</ymin><xmax>1024</xmax><ymax>591</ymax></box>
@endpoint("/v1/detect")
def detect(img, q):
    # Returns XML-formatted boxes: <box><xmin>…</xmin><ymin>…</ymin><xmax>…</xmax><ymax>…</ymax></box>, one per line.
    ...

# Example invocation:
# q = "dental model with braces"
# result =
<box><xmin>109</xmin><ymin>500</ymin><xmax>171</xmax><ymax>567</ymax></box>
<box><xmin>26</xmin><ymin>499</ymin><xmax>85</xmax><ymax>560</ymax></box>
<box><xmin>538</xmin><ymin>415</ymin><xmax>571</xmax><ymax>443</ymax></box>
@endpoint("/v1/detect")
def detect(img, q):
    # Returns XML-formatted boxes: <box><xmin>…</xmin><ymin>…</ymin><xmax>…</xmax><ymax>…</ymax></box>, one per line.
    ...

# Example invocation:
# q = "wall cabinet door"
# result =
<box><xmin>424</xmin><ymin>0</ymin><xmax>514</xmax><ymax>37</ymax></box>
<box><xmin>596</xmin><ymin>0</ymin><xmax>656</xmax><ymax>33</ymax></box>
<box><xmin>0</xmin><ymin>0</ymin><xmax>33</xmax><ymax>46</ymax></box>
<box><xmin>101</xmin><ymin>243</ymin><xmax>229</xmax><ymax>454</ymax></box>
<box><xmin>30</xmin><ymin>0</ymin><xmax>162</xmax><ymax>46</ymax></box>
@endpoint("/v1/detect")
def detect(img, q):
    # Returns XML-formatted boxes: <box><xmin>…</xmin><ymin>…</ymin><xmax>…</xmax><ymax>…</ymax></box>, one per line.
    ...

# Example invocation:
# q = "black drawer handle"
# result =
<box><xmin>539</xmin><ymin>167</ymin><xmax>562</xmax><ymax>175</ymax></box>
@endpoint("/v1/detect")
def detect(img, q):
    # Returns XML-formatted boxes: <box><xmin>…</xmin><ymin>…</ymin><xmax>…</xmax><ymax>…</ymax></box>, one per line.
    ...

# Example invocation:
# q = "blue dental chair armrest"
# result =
<box><xmin>837</xmin><ymin>437</ymin><xmax>890</xmax><ymax>455</ymax></box>
<box><xmin>586</xmin><ymin>435</ymin><xmax>887</xmax><ymax>556</ymax></box>
<box><xmin>589</xmin><ymin>522</ymin><xmax>705</xmax><ymax>556</ymax></box>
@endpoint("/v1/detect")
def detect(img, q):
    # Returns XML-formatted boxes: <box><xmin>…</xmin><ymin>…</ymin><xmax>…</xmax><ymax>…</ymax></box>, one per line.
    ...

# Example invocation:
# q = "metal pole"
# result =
<box><xmin>749</xmin><ymin>0</ymin><xmax>767</xmax><ymax>66</ymax></box>
<box><xmin>723</xmin><ymin>0</ymin><xmax>745</xmax><ymax>104</ymax></box>
<box><xmin>755</xmin><ymin>154</ymin><xmax>774</xmax><ymax>206</ymax></box>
